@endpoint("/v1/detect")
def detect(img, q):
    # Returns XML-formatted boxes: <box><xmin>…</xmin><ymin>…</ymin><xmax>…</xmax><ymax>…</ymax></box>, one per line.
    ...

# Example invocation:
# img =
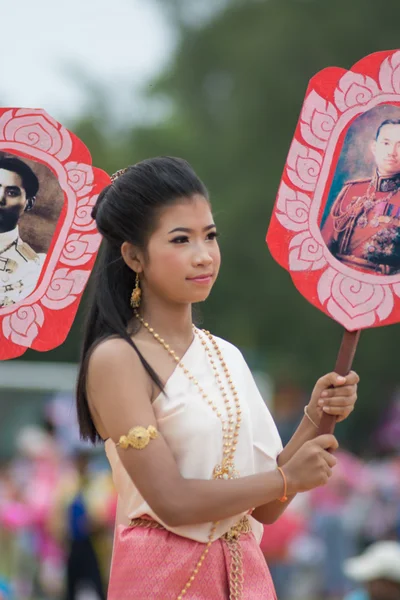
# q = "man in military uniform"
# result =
<box><xmin>322</xmin><ymin>118</ymin><xmax>400</xmax><ymax>275</ymax></box>
<box><xmin>0</xmin><ymin>156</ymin><xmax>45</xmax><ymax>307</ymax></box>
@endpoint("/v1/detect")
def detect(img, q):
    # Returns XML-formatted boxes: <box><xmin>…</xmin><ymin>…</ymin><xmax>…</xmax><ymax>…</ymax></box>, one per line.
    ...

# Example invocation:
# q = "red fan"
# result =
<box><xmin>0</xmin><ymin>108</ymin><xmax>110</xmax><ymax>360</ymax></box>
<box><xmin>267</xmin><ymin>49</ymin><xmax>400</xmax><ymax>434</ymax></box>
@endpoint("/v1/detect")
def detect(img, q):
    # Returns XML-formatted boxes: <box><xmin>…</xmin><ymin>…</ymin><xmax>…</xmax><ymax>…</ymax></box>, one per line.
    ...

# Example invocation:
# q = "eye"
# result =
<box><xmin>207</xmin><ymin>231</ymin><xmax>219</xmax><ymax>241</ymax></box>
<box><xmin>171</xmin><ymin>236</ymin><xmax>189</xmax><ymax>244</ymax></box>
<box><xmin>7</xmin><ymin>188</ymin><xmax>21</xmax><ymax>198</ymax></box>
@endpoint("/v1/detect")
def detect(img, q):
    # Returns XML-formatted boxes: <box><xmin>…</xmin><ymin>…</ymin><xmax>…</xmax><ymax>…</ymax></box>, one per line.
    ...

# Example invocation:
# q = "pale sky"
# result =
<box><xmin>2</xmin><ymin>0</ymin><xmax>173</xmax><ymax>123</ymax></box>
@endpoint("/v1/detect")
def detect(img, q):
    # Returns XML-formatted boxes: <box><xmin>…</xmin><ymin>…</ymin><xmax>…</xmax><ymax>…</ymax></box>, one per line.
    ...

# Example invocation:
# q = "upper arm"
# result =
<box><xmin>87</xmin><ymin>338</ymin><xmax>184</xmax><ymax>524</ymax></box>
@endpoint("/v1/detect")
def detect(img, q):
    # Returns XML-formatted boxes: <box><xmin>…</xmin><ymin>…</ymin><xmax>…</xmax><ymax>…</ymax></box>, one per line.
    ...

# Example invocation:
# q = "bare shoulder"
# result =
<box><xmin>87</xmin><ymin>336</ymin><xmax>152</xmax><ymax>405</ymax></box>
<box><xmin>87</xmin><ymin>336</ymin><xmax>154</xmax><ymax>442</ymax></box>
<box><xmin>89</xmin><ymin>336</ymin><xmax>144</xmax><ymax>376</ymax></box>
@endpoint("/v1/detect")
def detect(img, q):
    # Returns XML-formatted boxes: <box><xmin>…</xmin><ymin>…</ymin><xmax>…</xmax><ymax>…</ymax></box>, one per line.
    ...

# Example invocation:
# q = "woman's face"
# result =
<box><xmin>141</xmin><ymin>195</ymin><xmax>221</xmax><ymax>306</ymax></box>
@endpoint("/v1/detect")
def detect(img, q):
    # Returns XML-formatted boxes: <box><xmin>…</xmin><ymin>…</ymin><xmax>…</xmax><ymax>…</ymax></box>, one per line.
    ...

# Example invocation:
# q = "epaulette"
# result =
<box><xmin>16</xmin><ymin>241</ymin><xmax>39</xmax><ymax>262</ymax></box>
<box><xmin>343</xmin><ymin>177</ymin><xmax>371</xmax><ymax>186</ymax></box>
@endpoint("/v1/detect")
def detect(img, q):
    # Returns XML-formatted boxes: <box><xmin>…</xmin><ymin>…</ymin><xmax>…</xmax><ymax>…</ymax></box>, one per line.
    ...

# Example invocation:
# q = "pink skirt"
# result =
<box><xmin>108</xmin><ymin>522</ymin><xmax>277</xmax><ymax>599</ymax></box>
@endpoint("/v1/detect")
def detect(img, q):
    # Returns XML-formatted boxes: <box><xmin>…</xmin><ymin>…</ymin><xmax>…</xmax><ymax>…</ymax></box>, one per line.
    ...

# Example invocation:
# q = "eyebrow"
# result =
<box><xmin>168</xmin><ymin>224</ymin><xmax>217</xmax><ymax>234</ymax></box>
<box><xmin>0</xmin><ymin>185</ymin><xmax>22</xmax><ymax>191</ymax></box>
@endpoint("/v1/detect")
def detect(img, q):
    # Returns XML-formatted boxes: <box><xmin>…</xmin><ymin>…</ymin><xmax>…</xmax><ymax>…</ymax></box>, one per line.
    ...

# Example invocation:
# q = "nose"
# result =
<box><xmin>387</xmin><ymin>145</ymin><xmax>396</xmax><ymax>157</ymax></box>
<box><xmin>0</xmin><ymin>189</ymin><xmax>5</xmax><ymax>206</ymax></box>
<box><xmin>193</xmin><ymin>243</ymin><xmax>213</xmax><ymax>266</ymax></box>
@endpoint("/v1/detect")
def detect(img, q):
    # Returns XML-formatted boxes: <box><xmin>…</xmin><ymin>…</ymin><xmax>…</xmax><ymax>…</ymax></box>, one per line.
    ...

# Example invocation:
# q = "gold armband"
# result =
<box><xmin>116</xmin><ymin>425</ymin><xmax>158</xmax><ymax>450</ymax></box>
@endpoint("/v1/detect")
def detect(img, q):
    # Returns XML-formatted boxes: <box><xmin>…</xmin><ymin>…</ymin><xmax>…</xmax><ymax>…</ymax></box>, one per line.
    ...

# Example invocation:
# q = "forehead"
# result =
<box><xmin>377</xmin><ymin>124</ymin><xmax>400</xmax><ymax>142</ymax></box>
<box><xmin>0</xmin><ymin>168</ymin><xmax>23</xmax><ymax>187</ymax></box>
<box><xmin>155</xmin><ymin>195</ymin><xmax>213</xmax><ymax>232</ymax></box>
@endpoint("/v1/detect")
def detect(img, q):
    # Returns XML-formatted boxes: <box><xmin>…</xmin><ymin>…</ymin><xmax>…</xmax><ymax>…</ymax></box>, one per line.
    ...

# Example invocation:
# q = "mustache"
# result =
<box><xmin>0</xmin><ymin>205</ymin><xmax>22</xmax><ymax>231</ymax></box>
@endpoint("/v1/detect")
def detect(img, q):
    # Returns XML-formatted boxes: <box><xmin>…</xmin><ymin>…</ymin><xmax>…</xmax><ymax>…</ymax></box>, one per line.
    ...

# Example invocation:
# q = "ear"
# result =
<box><xmin>370</xmin><ymin>140</ymin><xmax>377</xmax><ymax>158</ymax></box>
<box><xmin>121</xmin><ymin>241</ymin><xmax>144</xmax><ymax>273</ymax></box>
<box><xmin>24</xmin><ymin>197</ymin><xmax>35</xmax><ymax>212</ymax></box>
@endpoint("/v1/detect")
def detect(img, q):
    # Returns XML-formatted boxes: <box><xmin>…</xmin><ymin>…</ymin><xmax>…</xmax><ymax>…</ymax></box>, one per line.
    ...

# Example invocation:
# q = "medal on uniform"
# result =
<box><xmin>363</xmin><ymin>199</ymin><xmax>375</xmax><ymax>211</ymax></box>
<box><xmin>370</xmin><ymin>216</ymin><xmax>380</xmax><ymax>228</ymax></box>
<box><xmin>267</xmin><ymin>48</ymin><xmax>400</xmax><ymax>436</ymax></box>
<box><xmin>0</xmin><ymin>108</ymin><xmax>110</xmax><ymax>360</ymax></box>
<box><xmin>357</xmin><ymin>214</ymin><xmax>368</xmax><ymax>228</ymax></box>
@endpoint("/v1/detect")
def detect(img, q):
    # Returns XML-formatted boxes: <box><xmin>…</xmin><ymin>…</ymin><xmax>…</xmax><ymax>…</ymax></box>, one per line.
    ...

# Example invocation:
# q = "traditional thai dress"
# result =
<box><xmin>105</xmin><ymin>331</ymin><xmax>282</xmax><ymax>599</ymax></box>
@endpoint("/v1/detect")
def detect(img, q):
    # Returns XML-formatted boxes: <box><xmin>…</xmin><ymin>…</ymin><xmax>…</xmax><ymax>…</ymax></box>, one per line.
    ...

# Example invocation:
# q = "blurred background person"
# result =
<box><xmin>62</xmin><ymin>450</ymin><xmax>106</xmax><ymax>600</ymax></box>
<box><xmin>343</xmin><ymin>541</ymin><xmax>400</xmax><ymax>600</ymax></box>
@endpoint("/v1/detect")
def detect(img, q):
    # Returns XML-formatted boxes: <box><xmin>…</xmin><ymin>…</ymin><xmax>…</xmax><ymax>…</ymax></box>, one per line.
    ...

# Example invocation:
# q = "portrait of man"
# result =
<box><xmin>0</xmin><ymin>157</ymin><xmax>45</xmax><ymax>307</ymax></box>
<box><xmin>322</xmin><ymin>117</ymin><xmax>400</xmax><ymax>275</ymax></box>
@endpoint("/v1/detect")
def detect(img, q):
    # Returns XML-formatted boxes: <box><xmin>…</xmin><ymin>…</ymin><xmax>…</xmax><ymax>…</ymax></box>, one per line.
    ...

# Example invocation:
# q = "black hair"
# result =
<box><xmin>375</xmin><ymin>118</ymin><xmax>400</xmax><ymax>140</ymax></box>
<box><xmin>76</xmin><ymin>156</ymin><xmax>209</xmax><ymax>443</ymax></box>
<box><xmin>0</xmin><ymin>156</ymin><xmax>39</xmax><ymax>199</ymax></box>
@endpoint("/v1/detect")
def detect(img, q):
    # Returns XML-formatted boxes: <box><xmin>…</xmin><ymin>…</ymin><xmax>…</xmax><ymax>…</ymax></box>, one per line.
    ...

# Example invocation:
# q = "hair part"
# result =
<box><xmin>375</xmin><ymin>118</ymin><xmax>400</xmax><ymax>140</ymax></box>
<box><xmin>76</xmin><ymin>156</ymin><xmax>209</xmax><ymax>443</ymax></box>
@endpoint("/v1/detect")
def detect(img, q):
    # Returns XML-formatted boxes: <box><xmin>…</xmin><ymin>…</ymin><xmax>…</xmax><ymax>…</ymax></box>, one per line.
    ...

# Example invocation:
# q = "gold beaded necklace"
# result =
<box><xmin>134</xmin><ymin>310</ymin><xmax>242</xmax><ymax>599</ymax></box>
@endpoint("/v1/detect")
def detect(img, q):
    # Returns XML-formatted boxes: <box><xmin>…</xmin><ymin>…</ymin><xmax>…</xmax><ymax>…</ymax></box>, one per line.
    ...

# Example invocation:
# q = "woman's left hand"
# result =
<box><xmin>307</xmin><ymin>371</ymin><xmax>359</xmax><ymax>425</ymax></box>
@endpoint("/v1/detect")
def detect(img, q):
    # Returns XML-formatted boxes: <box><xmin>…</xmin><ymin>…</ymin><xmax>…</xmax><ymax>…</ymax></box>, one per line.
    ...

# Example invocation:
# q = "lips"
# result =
<box><xmin>187</xmin><ymin>274</ymin><xmax>213</xmax><ymax>281</ymax></box>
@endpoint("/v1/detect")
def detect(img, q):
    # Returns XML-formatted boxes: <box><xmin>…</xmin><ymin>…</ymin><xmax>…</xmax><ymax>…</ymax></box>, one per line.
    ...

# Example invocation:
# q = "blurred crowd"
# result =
<box><xmin>268</xmin><ymin>380</ymin><xmax>400</xmax><ymax>600</ymax></box>
<box><xmin>0</xmin><ymin>405</ymin><xmax>116</xmax><ymax>600</ymax></box>
<box><xmin>262</xmin><ymin>448</ymin><xmax>400</xmax><ymax>599</ymax></box>
<box><xmin>0</xmin><ymin>388</ymin><xmax>399</xmax><ymax>600</ymax></box>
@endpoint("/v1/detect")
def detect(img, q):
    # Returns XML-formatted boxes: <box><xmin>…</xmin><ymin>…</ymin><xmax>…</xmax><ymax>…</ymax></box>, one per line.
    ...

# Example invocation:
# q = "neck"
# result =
<box><xmin>135</xmin><ymin>297</ymin><xmax>194</xmax><ymax>348</ymax></box>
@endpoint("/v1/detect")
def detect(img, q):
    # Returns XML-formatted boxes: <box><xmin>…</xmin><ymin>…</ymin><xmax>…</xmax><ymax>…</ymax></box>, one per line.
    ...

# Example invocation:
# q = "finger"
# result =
<box><xmin>322</xmin><ymin>467</ymin><xmax>332</xmax><ymax>484</ymax></box>
<box><xmin>320</xmin><ymin>385</ymin><xmax>356</xmax><ymax>399</ymax></box>
<box><xmin>322</xmin><ymin>450</ymin><xmax>337</xmax><ymax>468</ymax></box>
<box><xmin>315</xmin><ymin>372</ymin><xmax>346</xmax><ymax>395</ymax></box>
<box><xmin>320</xmin><ymin>395</ymin><xmax>357</xmax><ymax>408</ymax></box>
<box><xmin>323</xmin><ymin>404</ymin><xmax>355</xmax><ymax>416</ymax></box>
<box><xmin>314</xmin><ymin>434</ymin><xmax>339</xmax><ymax>451</ymax></box>
<box><xmin>344</xmin><ymin>370</ymin><xmax>359</xmax><ymax>385</ymax></box>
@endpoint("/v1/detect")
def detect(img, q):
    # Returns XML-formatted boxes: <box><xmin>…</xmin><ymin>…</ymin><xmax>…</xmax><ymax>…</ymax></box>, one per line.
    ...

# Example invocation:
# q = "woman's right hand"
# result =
<box><xmin>283</xmin><ymin>434</ymin><xmax>338</xmax><ymax>495</ymax></box>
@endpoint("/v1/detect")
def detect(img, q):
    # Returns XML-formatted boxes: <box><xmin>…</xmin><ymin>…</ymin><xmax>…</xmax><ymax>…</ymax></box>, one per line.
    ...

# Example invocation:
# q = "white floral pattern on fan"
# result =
<box><xmin>3</xmin><ymin>304</ymin><xmax>45</xmax><ymax>347</ymax></box>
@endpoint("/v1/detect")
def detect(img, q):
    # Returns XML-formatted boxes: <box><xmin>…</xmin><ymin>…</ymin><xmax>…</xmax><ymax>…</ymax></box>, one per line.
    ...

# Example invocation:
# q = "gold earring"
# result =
<box><xmin>130</xmin><ymin>273</ymin><xmax>142</xmax><ymax>309</ymax></box>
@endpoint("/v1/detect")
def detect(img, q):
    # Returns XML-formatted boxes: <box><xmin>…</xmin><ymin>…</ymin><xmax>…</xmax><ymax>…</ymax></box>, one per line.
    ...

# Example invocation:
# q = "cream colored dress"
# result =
<box><xmin>105</xmin><ymin>329</ymin><xmax>282</xmax><ymax>544</ymax></box>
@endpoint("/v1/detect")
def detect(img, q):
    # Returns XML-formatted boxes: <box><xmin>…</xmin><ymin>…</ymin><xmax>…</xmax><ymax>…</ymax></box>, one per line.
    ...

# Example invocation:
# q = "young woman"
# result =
<box><xmin>76</xmin><ymin>157</ymin><xmax>359</xmax><ymax>599</ymax></box>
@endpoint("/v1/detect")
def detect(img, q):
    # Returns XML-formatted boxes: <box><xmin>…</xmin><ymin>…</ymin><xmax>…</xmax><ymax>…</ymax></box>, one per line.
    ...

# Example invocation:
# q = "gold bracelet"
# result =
<box><xmin>116</xmin><ymin>425</ymin><xmax>158</xmax><ymax>450</ymax></box>
<box><xmin>304</xmin><ymin>405</ymin><xmax>319</xmax><ymax>429</ymax></box>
